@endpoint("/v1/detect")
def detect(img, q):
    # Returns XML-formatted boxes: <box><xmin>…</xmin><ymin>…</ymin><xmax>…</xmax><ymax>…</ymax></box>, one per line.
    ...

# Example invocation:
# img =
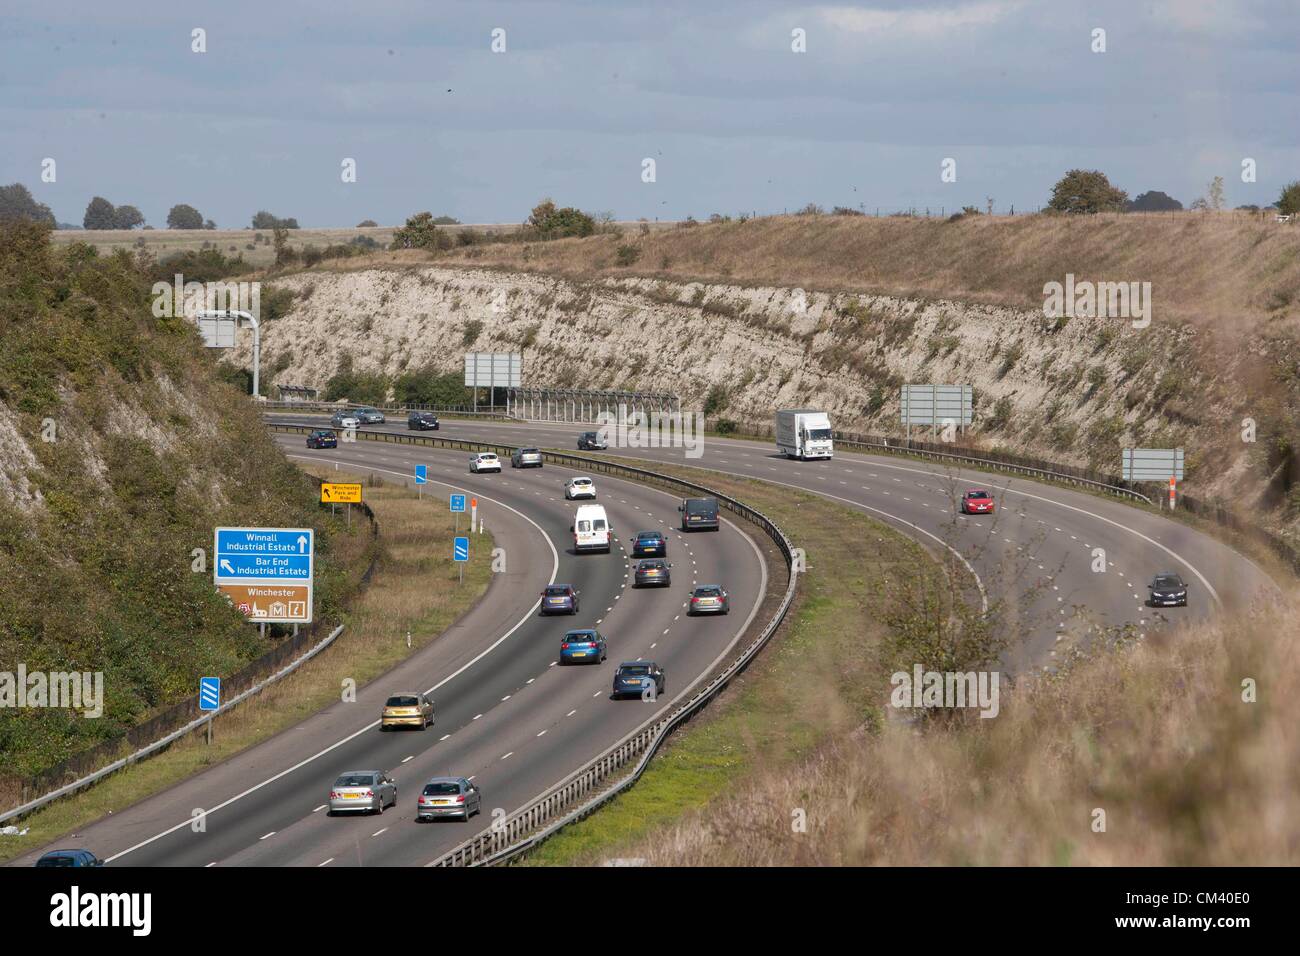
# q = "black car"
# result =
<box><xmin>678</xmin><ymin>497</ymin><xmax>720</xmax><ymax>531</ymax></box>
<box><xmin>577</xmin><ymin>431</ymin><xmax>608</xmax><ymax>451</ymax></box>
<box><xmin>1148</xmin><ymin>572</ymin><xmax>1188</xmax><ymax>607</ymax></box>
<box><xmin>631</xmin><ymin>530</ymin><xmax>667</xmax><ymax>557</ymax></box>
<box><xmin>306</xmin><ymin>429</ymin><xmax>338</xmax><ymax>449</ymax></box>
<box><xmin>612</xmin><ymin>661</ymin><xmax>665</xmax><ymax>699</ymax></box>
<box><xmin>408</xmin><ymin>411</ymin><xmax>440</xmax><ymax>430</ymax></box>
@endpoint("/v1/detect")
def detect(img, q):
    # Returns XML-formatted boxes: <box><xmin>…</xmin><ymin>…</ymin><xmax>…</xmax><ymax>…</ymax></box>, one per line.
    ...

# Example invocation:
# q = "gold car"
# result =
<box><xmin>381</xmin><ymin>692</ymin><xmax>434</xmax><ymax>731</ymax></box>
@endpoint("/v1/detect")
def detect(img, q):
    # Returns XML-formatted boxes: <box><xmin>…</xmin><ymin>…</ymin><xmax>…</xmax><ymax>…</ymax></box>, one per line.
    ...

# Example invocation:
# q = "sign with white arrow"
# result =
<box><xmin>213</xmin><ymin>527</ymin><xmax>314</xmax><ymax>623</ymax></box>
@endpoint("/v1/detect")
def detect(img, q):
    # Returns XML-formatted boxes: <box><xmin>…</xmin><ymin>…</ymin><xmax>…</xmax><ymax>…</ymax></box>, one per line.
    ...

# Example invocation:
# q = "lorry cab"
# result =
<box><xmin>571</xmin><ymin>504</ymin><xmax>613</xmax><ymax>553</ymax></box>
<box><xmin>776</xmin><ymin>409</ymin><xmax>834</xmax><ymax>460</ymax></box>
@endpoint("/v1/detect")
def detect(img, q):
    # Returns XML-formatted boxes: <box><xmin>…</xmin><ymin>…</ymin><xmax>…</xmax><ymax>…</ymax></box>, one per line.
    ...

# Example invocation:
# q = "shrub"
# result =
<box><xmin>615</xmin><ymin>243</ymin><xmax>641</xmax><ymax>266</ymax></box>
<box><xmin>461</xmin><ymin>319</ymin><xmax>483</xmax><ymax>346</ymax></box>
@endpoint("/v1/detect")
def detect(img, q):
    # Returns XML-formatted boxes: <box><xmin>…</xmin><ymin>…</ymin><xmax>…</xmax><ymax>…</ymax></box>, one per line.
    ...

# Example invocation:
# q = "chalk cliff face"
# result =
<box><xmin>236</xmin><ymin>265</ymin><xmax>1292</xmax><ymax>523</ymax></box>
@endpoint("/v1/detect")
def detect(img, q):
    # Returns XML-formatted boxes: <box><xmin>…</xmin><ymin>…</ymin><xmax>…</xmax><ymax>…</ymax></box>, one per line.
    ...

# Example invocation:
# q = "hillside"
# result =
<box><xmin>0</xmin><ymin>222</ymin><xmax>348</xmax><ymax>784</ymax></box>
<box><xmin>227</xmin><ymin>214</ymin><xmax>1300</xmax><ymax>545</ymax></box>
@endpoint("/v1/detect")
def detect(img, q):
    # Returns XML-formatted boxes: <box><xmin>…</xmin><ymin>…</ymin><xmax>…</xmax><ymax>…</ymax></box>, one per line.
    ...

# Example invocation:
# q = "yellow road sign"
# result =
<box><xmin>321</xmin><ymin>482</ymin><xmax>362</xmax><ymax>503</ymax></box>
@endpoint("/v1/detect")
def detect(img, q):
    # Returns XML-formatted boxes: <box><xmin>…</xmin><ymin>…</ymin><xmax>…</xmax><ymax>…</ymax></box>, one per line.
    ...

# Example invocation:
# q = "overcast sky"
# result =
<box><xmin>3</xmin><ymin>0</ymin><xmax>1298</xmax><ymax>227</ymax></box>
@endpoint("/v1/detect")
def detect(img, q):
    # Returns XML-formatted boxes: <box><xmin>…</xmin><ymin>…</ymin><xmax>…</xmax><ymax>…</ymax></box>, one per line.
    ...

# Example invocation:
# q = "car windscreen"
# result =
<box><xmin>544</xmin><ymin>586</ymin><xmax>571</xmax><ymax>596</ymax></box>
<box><xmin>968</xmin><ymin>491</ymin><xmax>990</xmax><ymax>499</ymax></box>
<box><xmin>639</xmin><ymin>561</ymin><xmax>664</xmax><ymax>570</ymax></box>
<box><xmin>637</xmin><ymin>532</ymin><xmax>660</xmax><ymax>540</ymax></box>
<box><xmin>1154</xmin><ymin>576</ymin><xmax>1183</xmax><ymax>588</ymax></box>
<box><xmin>695</xmin><ymin>586</ymin><xmax>723</xmax><ymax>596</ymax></box>
<box><xmin>385</xmin><ymin>696</ymin><xmax>419</xmax><ymax>707</ymax></box>
<box><xmin>335</xmin><ymin>774</ymin><xmax>376</xmax><ymax>787</ymax></box>
<box><xmin>566</xmin><ymin>632</ymin><xmax>597</xmax><ymax>642</ymax></box>
<box><xmin>577</xmin><ymin>520</ymin><xmax>592</xmax><ymax>532</ymax></box>
<box><xmin>521</xmin><ymin>448</ymin><xmax>539</xmax><ymax>454</ymax></box>
<box><xmin>808</xmin><ymin>428</ymin><xmax>832</xmax><ymax>440</ymax></box>
<box><xmin>423</xmin><ymin>782</ymin><xmax>461</xmax><ymax>795</ymax></box>
<box><xmin>619</xmin><ymin>666</ymin><xmax>650</xmax><ymax>676</ymax></box>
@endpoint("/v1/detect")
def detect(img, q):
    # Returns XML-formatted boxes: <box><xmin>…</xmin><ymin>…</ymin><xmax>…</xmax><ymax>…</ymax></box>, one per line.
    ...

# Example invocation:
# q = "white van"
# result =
<box><xmin>572</xmin><ymin>504</ymin><xmax>612</xmax><ymax>554</ymax></box>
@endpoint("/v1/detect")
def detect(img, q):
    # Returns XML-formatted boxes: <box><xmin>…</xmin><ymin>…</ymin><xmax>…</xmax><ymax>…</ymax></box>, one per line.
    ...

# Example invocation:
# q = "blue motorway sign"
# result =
<box><xmin>450</xmin><ymin>494</ymin><xmax>467</xmax><ymax>513</ymax></box>
<box><xmin>214</xmin><ymin>527</ymin><xmax>314</xmax><ymax>583</ymax></box>
<box><xmin>199</xmin><ymin>677</ymin><xmax>220</xmax><ymax>711</ymax></box>
<box><xmin>453</xmin><ymin>536</ymin><xmax>469</xmax><ymax>562</ymax></box>
<box><xmin>415</xmin><ymin>464</ymin><xmax>428</xmax><ymax>485</ymax></box>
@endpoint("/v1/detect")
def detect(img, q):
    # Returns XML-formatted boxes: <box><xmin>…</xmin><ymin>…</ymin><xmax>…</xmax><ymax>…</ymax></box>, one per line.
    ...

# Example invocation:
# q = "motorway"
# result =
<box><xmin>13</xmin><ymin>439</ymin><xmax>767</xmax><ymax>867</ymax></box>
<box><xmin>15</xmin><ymin>411</ymin><xmax>1278</xmax><ymax>866</ymax></box>
<box><xmin>271</xmin><ymin>412</ymin><xmax>1280</xmax><ymax>669</ymax></box>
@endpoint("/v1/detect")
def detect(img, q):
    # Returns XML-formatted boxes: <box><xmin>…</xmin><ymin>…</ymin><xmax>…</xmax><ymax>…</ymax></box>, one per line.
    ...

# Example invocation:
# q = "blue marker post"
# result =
<box><xmin>415</xmin><ymin>464</ymin><xmax>428</xmax><ymax>500</ymax></box>
<box><xmin>450</xmin><ymin>493</ymin><xmax>466</xmax><ymax>535</ymax></box>
<box><xmin>200</xmin><ymin>676</ymin><xmax>220</xmax><ymax>744</ymax></box>
<box><xmin>454</xmin><ymin>535</ymin><xmax>469</xmax><ymax>585</ymax></box>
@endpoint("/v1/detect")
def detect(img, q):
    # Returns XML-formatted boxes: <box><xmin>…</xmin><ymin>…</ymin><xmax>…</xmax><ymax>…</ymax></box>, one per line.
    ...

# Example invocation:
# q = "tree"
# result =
<box><xmin>391</xmin><ymin>211</ymin><xmax>450</xmax><ymax>250</ymax></box>
<box><xmin>1277</xmin><ymin>181</ymin><xmax>1300</xmax><ymax>216</ymax></box>
<box><xmin>0</xmin><ymin>183</ymin><xmax>56</xmax><ymax>225</ymax></box>
<box><xmin>203</xmin><ymin>219</ymin><xmax>217</xmax><ymax>230</ymax></box>
<box><xmin>1047</xmin><ymin>169</ymin><xmax>1128</xmax><ymax>214</ymax></box>
<box><xmin>1125</xmin><ymin>190</ymin><xmax>1183</xmax><ymax>212</ymax></box>
<box><xmin>83</xmin><ymin>196</ymin><xmax>118</xmax><ymax>229</ymax></box>
<box><xmin>1207</xmin><ymin>175</ymin><xmax>1226</xmax><ymax>211</ymax></box>
<box><xmin>166</xmin><ymin>203</ymin><xmax>204</xmax><ymax>229</ymax></box>
<box><xmin>113</xmin><ymin>204</ymin><xmax>145</xmax><ymax>229</ymax></box>
<box><xmin>525</xmin><ymin>198</ymin><xmax>595</xmax><ymax>238</ymax></box>
<box><xmin>393</xmin><ymin>366</ymin><xmax>472</xmax><ymax>406</ymax></box>
<box><xmin>251</xmin><ymin>210</ymin><xmax>299</xmax><ymax>229</ymax></box>
<box><xmin>272</xmin><ymin>225</ymin><xmax>297</xmax><ymax>266</ymax></box>
<box><xmin>356</xmin><ymin>219</ymin><xmax>378</xmax><ymax>227</ymax></box>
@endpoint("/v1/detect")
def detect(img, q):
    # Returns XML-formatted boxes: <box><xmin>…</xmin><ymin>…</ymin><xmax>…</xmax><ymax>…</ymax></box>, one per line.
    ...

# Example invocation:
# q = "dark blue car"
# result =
<box><xmin>540</xmin><ymin>584</ymin><xmax>579</xmax><ymax>615</ymax></box>
<box><xmin>612</xmin><ymin>661</ymin><xmax>665</xmax><ymax>699</ymax></box>
<box><xmin>35</xmin><ymin>849</ymin><xmax>105</xmax><ymax>867</ymax></box>
<box><xmin>306</xmin><ymin>429</ymin><xmax>338</xmax><ymax>449</ymax></box>
<box><xmin>631</xmin><ymin>530</ymin><xmax>667</xmax><ymax>557</ymax></box>
<box><xmin>559</xmin><ymin>629</ymin><xmax>606</xmax><ymax>664</ymax></box>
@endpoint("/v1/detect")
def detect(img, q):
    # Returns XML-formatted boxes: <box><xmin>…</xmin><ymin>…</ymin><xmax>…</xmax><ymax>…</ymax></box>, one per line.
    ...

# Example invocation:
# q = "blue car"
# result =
<box><xmin>306</xmin><ymin>429</ymin><xmax>338</xmax><ymax>449</ymax></box>
<box><xmin>540</xmin><ymin>584</ymin><xmax>579</xmax><ymax>615</ymax></box>
<box><xmin>559</xmin><ymin>629</ymin><xmax>606</xmax><ymax>665</ymax></box>
<box><xmin>631</xmin><ymin>531</ymin><xmax>667</xmax><ymax>557</ymax></box>
<box><xmin>35</xmin><ymin>849</ymin><xmax>105</xmax><ymax>867</ymax></box>
<box><xmin>612</xmin><ymin>661</ymin><xmax>665</xmax><ymax>699</ymax></box>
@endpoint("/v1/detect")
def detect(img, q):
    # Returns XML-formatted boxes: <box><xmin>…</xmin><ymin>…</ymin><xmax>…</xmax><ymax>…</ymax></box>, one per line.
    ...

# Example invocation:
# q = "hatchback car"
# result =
<box><xmin>306</xmin><ymin>428</ymin><xmax>338</xmax><ymax>449</ymax></box>
<box><xmin>470</xmin><ymin>452</ymin><xmax>502</xmax><ymax>473</ymax></box>
<box><xmin>408</xmin><ymin>411</ymin><xmax>440</xmax><ymax>430</ymax></box>
<box><xmin>631</xmin><ymin>530</ymin><xmax>667</xmax><ymax>557</ymax></box>
<box><xmin>612</xmin><ymin>661</ymin><xmax>665</xmax><ymax>699</ymax></box>
<box><xmin>330</xmin><ymin>410</ymin><xmax>361</xmax><ymax>430</ymax></box>
<box><xmin>1148</xmin><ymin>572</ymin><xmax>1189</xmax><ymax>607</ymax></box>
<box><xmin>633</xmin><ymin>559</ymin><xmax>672</xmax><ymax>588</ymax></box>
<box><xmin>560</xmin><ymin>629</ymin><xmax>607</xmax><ymax>664</ymax></box>
<box><xmin>577</xmin><ymin>431</ymin><xmax>609</xmax><ymax>451</ymax></box>
<box><xmin>34</xmin><ymin>849</ymin><xmax>105</xmax><ymax>868</ymax></box>
<box><xmin>328</xmin><ymin>770</ymin><xmax>397</xmax><ymax>815</ymax></box>
<box><xmin>512</xmin><ymin>447</ymin><xmax>544</xmax><ymax>468</ymax></box>
<box><xmin>416</xmin><ymin>777</ymin><xmax>482</xmax><ymax>822</ymax></box>
<box><xmin>959</xmin><ymin>489</ymin><xmax>996</xmax><ymax>515</ymax></box>
<box><xmin>540</xmin><ymin>583</ymin><xmax>579</xmax><ymax>615</ymax></box>
<box><xmin>565</xmin><ymin>477</ymin><xmax>596</xmax><ymax>500</ymax></box>
<box><xmin>380</xmin><ymin>692</ymin><xmax>434</xmax><ymax>730</ymax></box>
<box><xmin>688</xmin><ymin>584</ymin><xmax>730</xmax><ymax>615</ymax></box>
<box><xmin>354</xmin><ymin>407</ymin><xmax>386</xmax><ymax>424</ymax></box>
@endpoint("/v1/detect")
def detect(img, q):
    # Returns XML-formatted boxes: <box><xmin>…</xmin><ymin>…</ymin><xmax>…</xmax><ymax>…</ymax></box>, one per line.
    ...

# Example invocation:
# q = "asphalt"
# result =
<box><xmin>13</xmin><ymin>439</ymin><xmax>767</xmax><ymax>867</ymax></box>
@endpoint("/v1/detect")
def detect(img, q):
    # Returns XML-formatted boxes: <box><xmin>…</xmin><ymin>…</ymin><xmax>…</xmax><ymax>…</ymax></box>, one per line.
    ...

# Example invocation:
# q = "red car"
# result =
<box><xmin>959</xmin><ymin>489</ymin><xmax>996</xmax><ymax>514</ymax></box>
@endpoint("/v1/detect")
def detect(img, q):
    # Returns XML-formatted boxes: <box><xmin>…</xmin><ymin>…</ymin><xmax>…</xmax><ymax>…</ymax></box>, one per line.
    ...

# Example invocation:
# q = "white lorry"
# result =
<box><xmin>775</xmin><ymin>409</ymin><xmax>834</xmax><ymax>460</ymax></box>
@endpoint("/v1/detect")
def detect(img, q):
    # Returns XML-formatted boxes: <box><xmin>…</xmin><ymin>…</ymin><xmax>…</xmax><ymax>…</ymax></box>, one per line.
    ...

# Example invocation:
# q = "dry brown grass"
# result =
<box><xmin>611</xmin><ymin>598</ymin><xmax>1300</xmax><ymax>866</ymax></box>
<box><xmin>434</xmin><ymin>212</ymin><xmax>1300</xmax><ymax>330</ymax></box>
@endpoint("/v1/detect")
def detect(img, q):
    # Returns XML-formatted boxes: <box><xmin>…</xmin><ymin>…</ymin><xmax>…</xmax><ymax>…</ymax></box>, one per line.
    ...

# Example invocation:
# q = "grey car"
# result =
<box><xmin>354</xmin><ymin>407</ymin><xmax>386</xmax><ymax>424</ymax></box>
<box><xmin>330</xmin><ymin>410</ymin><xmax>360</xmax><ymax>430</ymax></box>
<box><xmin>688</xmin><ymin>584</ymin><xmax>730</xmax><ymax>615</ymax></box>
<box><xmin>511</xmin><ymin>447</ymin><xmax>544</xmax><ymax>468</ymax></box>
<box><xmin>328</xmin><ymin>770</ymin><xmax>397</xmax><ymax>815</ymax></box>
<box><xmin>416</xmin><ymin>777</ymin><xmax>482</xmax><ymax>821</ymax></box>
<box><xmin>633</xmin><ymin>559</ymin><xmax>672</xmax><ymax>588</ymax></box>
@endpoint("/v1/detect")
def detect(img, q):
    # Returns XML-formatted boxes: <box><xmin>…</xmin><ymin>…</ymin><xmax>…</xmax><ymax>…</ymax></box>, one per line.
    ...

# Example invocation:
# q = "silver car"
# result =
<box><xmin>330</xmin><ymin>410</ymin><xmax>360</xmax><ymax>430</ymax></box>
<box><xmin>416</xmin><ymin>777</ymin><xmax>482</xmax><ymax>822</ymax></box>
<box><xmin>511</xmin><ymin>447</ymin><xmax>543</xmax><ymax>468</ymax></box>
<box><xmin>328</xmin><ymin>770</ymin><xmax>397</xmax><ymax>815</ymax></box>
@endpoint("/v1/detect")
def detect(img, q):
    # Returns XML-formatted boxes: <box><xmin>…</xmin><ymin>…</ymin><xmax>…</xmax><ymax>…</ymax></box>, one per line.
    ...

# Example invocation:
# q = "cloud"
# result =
<box><xmin>813</xmin><ymin>0</ymin><xmax>1025</xmax><ymax>37</ymax></box>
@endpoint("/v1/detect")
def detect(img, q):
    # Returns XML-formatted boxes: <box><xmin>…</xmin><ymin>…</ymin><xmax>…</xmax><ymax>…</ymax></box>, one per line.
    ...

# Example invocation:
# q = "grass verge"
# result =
<box><xmin>0</xmin><ymin>467</ymin><xmax>493</xmax><ymax>862</ymax></box>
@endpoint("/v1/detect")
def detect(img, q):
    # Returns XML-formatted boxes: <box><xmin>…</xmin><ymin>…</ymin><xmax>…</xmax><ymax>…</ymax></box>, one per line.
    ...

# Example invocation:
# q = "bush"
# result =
<box><xmin>393</xmin><ymin>366</ymin><xmax>471</xmax><ymax>406</ymax></box>
<box><xmin>525</xmin><ymin>199</ymin><xmax>595</xmax><ymax>239</ymax></box>
<box><xmin>392</xmin><ymin>211</ymin><xmax>452</xmax><ymax>251</ymax></box>
<box><xmin>323</xmin><ymin>355</ymin><xmax>389</xmax><ymax>405</ymax></box>
<box><xmin>1047</xmin><ymin>169</ymin><xmax>1128</xmax><ymax>214</ymax></box>
<box><xmin>703</xmin><ymin>384</ymin><xmax>729</xmax><ymax>417</ymax></box>
<box><xmin>615</xmin><ymin>243</ymin><xmax>641</xmax><ymax>266</ymax></box>
<box><xmin>461</xmin><ymin>319</ymin><xmax>483</xmax><ymax>346</ymax></box>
